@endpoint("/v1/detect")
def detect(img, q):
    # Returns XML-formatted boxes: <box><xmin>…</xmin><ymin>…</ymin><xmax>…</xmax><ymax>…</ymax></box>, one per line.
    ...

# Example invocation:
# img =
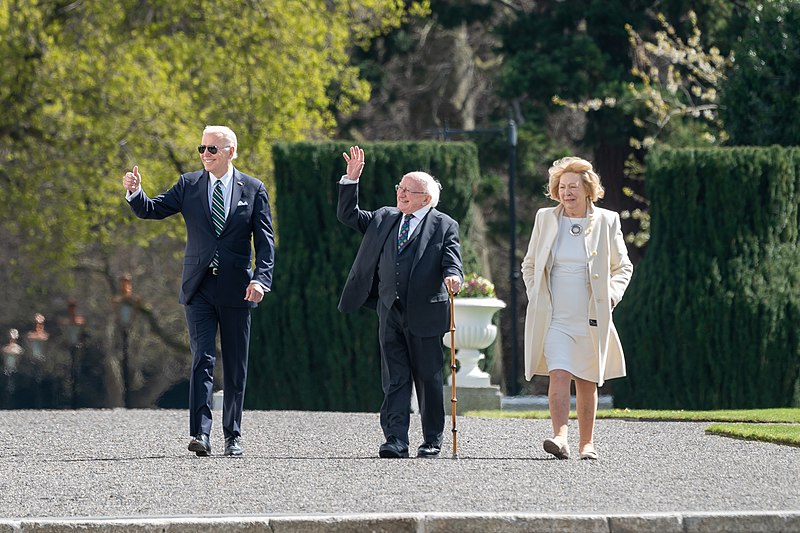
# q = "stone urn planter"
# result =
<box><xmin>442</xmin><ymin>297</ymin><xmax>506</xmax><ymax>387</ymax></box>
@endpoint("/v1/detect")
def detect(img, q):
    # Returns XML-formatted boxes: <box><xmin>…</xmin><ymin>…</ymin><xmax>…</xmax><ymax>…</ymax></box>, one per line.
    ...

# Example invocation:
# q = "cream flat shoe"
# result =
<box><xmin>579</xmin><ymin>444</ymin><xmax>598</xmax><ymax>460</ymax></box>
<box><xmin>543</xmin><ymin>437</ymin><xmax>570</xmax><ymax>460</ymax></box>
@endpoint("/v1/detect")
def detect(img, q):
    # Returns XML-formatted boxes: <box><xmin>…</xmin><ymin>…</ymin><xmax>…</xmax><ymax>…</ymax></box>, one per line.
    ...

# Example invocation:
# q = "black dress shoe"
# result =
<box><xmin>188</xmin><ymin>434</ymin><xmax>211</xmax><ymax>457</ymax></box>
<box><xmin>379</xmin><ymin>437</ymin><xmax>409</xmax><ymax>458</ymax></box>
<box><xmin>417</xmin><ymin>442</ymin><xmax>442</xmax><ymax>458</ymax></box>
<box><xmin>224</xmin><ymin>436</ymin><xmax>243</xmax><ymax>457</ymax></box>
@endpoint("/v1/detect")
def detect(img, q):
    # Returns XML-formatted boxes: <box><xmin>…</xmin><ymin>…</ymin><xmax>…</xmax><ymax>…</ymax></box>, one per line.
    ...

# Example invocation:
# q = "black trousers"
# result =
<box><xmin>184</xmin><ymin>272</ymin><xmax>251</xmax><ymax>439</ymax></box>
<box><xmin>377</xmin><ymin>301</ymin><xmax>445</xmax><ymax>446</ymax></box>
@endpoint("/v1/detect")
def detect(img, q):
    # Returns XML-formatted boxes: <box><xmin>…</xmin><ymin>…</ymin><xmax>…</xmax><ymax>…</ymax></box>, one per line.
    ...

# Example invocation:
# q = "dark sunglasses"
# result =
<box><xmin>197</xmin><ymin>145</ymin><xmax>230</xmax><ymax>155</ymax></box>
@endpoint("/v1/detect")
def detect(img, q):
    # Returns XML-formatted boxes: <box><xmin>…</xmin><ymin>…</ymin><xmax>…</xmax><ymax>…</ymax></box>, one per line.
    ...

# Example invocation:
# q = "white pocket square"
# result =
<box><xmin>237</xmin><ymin>200</ymin><xmax>248</xmax><ymax>206</ymax></box>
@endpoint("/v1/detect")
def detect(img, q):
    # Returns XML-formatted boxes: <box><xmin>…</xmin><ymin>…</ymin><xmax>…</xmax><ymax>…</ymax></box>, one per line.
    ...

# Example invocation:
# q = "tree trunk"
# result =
<box><xmin>593</xmin><ymin>141</ymin><xmax>645</xmax><ymax>264</ymax></box>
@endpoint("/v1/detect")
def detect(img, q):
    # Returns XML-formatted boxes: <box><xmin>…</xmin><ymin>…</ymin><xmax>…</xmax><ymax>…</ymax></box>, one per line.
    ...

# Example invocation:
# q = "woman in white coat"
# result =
<box><xmin>521</xmin><ymin>157</ymin><xmax>633</xmax><ymax>460</ymax></box>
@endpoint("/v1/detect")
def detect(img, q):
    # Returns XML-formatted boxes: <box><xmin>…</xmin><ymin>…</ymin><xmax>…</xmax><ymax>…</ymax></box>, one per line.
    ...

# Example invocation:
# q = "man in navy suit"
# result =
<box><xmin>122</xmin><ymin>125</ymin><xmax>274</xmax><ymax>457</ymax></box>
<box><xmin>337</xmin><ymin>145</ymin><xmax>463</xmax><ymax>458</ymax></box>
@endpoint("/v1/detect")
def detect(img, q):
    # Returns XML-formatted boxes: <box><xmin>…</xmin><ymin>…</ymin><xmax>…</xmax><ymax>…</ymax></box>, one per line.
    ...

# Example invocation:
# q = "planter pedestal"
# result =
<box><xmin>442</xmin><ymin>297</ymin><xmax>506</xmax><ymax>413</ymax></box>
<box><xmin>443</xmin><ymin>385</ymin><xmax>503</xmax><ymax>414</ymax></box>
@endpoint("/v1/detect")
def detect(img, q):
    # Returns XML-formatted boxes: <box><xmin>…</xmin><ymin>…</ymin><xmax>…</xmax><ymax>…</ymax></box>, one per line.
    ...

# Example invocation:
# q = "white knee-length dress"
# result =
<box><xmin>543</xmin><ymin>216</ymin><xmax>599</xmax><ymax>382</ymax></box>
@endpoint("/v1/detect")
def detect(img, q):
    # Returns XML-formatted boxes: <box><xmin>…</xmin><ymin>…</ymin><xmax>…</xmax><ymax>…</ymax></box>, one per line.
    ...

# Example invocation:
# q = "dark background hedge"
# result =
<box><xmin>246</xmin><ymin>141</ymin><xmax>481</xmax><ymax>411</ymax></box>
<box><xmin>614</xmin><ymin>146</ymin><xmax>800</xmax><ymax>409</ymax></box>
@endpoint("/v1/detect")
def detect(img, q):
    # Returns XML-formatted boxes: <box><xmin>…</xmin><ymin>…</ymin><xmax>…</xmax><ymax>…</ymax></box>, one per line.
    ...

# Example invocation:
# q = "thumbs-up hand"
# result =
<box><xmin>123</xmin><ymin>165</ymin><xmax>141</xmax><ymax>193</ymax></box>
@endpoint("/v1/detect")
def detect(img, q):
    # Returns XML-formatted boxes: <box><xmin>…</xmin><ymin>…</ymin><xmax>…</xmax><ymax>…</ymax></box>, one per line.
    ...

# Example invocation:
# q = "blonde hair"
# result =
<box><xmin>545</xmin><ymin>156</ymin><xmax>605</xmax><ymax>202</ymax></box>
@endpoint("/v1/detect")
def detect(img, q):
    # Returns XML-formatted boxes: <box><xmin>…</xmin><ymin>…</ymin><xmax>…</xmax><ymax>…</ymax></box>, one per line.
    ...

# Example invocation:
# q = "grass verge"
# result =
<box><xmin>705</xmin><ymin>423</ymin><xmax>800</xmax><ymax>447</ymax></box>
<box><xmin>464</xmin><ymin>408</ymin><xmax>800</xmax><ymax>447</ymax></box>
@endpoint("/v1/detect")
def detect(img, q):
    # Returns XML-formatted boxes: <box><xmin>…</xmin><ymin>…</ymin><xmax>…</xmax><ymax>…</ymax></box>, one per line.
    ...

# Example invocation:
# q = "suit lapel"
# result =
<box><xmin>542</xmin><ymin>206</ymin><xmax>560</xmax><ymax>249</ymax></box>
<box><xmin>410</xmin><ymin>210</ymin><xmax>438</xmax><ymax>275</ymax></box>
<box><xmin>583</xmin><ymin>203</ymin><xmax>600</xmax><ymax>254</ymax></box>
<box><xmin>221</xmin><ymin>168</ymin><xmax>244</xmax><ymax>236</ymax></box>
<box><xmin>200</xmin><ymin>171</ymin><xmax>213</xmax><ymax>226</ymax></box>
<box><xmin>379</xmin><ymin>210</ymin><xmax>403</xmax><ymax>248</ymax></box>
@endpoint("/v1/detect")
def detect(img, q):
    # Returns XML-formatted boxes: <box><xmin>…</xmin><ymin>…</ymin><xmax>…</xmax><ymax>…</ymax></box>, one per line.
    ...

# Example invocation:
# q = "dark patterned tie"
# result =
<box><xmin>397</xmin><ymin>214</ymin><xmax>414</xmax><ymax>253</ymax></box>
<box><xmin>210</xmin><ymin>180</ymin><xmax>225</xmax><ymax>267</ymax></box>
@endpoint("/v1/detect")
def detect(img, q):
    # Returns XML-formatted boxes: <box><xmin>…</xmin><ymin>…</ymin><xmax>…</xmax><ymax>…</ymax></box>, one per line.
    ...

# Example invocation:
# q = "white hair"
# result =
<box><xmin>203</xmin><ymin>125</ymin><xmax>238</xmax><ymax>160</ymax></box>
<box><xmin>404</xmin><ymin>171</ymin><xmax>442</xmax><ymax>207</ymax></box>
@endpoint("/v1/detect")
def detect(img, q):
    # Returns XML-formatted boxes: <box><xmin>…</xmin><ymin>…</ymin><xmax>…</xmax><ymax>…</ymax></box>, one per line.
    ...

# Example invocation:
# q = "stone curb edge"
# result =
<box><xmin>2</xmin><ymin>511</ymin><xmax>799</xmax><ymax>533</ymax></box>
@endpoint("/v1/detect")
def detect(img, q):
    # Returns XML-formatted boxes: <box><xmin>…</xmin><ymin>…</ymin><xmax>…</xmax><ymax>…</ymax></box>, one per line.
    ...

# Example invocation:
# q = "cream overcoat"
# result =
<box><xmin>521</xmin><ymin>204</ymin><xmax>633</xmax><ymax>386</ymax></box>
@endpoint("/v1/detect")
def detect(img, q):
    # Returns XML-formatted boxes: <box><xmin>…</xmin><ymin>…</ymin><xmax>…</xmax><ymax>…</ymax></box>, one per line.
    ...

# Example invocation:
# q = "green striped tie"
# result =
<box><xmin>211</xmin><ymin>180</ymin><xmax>224</xmax><ymax>267</ymax></box>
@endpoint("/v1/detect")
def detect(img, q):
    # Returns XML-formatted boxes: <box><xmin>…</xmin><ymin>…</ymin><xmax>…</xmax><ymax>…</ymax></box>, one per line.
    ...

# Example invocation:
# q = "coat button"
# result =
<box><xmin>593</xmin><ymin>274</ymin><xmax>599</xmax><ymax>279</ymax></box>
<box><xmin>591</xmin><ymin>250</ymin><xmax>597</xmax><ymax>257</ymax></box>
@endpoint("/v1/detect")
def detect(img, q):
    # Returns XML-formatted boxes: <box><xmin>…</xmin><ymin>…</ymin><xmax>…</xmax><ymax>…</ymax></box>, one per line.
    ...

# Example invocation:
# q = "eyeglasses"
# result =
<box><xmin>197</xmin><ymin>145</ymin><xmax>231</xmax><ymax>155</ymax></box>
<box><xmin>395</xmin><ymin>184</ymin><xmax>427</xmax><ymax>195</ymax></box>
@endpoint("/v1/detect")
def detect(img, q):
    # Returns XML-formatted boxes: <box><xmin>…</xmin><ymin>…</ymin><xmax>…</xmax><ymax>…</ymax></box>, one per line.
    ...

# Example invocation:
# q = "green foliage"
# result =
<box><xmin>720</xmin><ymin>0</ymin><xmax>800</xmax><ymax>146</ymax></box>
<box><xmin>497</xmin><ymin>1</ymin><xmax>622</xmax><ymax>106</ymax></box>
<box><xmin>0</xmin><ymin>0</ymin><xmax>420</xmax><ymax>407</ymax></box>
<box><xmin>614</xmin><ymin>146</ymin><xmax>800</xmax><ymax>409</ymax></box>
<box><xmin>496</xmin><ymin>0</ymin><xmax>739</xmax><ymax>138</ymax></box>
<box><xmin>0</xmin><ymin>0</ymin><xmax>416</xmax><ymax>283</ymax></box>
<box><xmin>247</xmin><ymin>141</ymin><xmax>480</xmax><ymax>411</ymax></box>
<box><xmin>496</xmin><ymin>1</ymin><xmax>744</xmax><ymax>259</ymax></box>
<box><xmin>552</xmin><ymin>9</ymin><xmax>738</xmax><ymax>249</ymax></box>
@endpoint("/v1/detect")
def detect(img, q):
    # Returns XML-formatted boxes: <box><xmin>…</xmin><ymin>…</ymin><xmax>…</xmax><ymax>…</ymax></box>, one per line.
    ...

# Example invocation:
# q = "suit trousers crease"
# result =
<box><xmin>377</xmin><ymin>301</ymin><xmax>445</xmax><ymax>446</ymax></box>
<box><xmin>184</xmin><ymin>272</ymin><xmax>251</xmax><ymax>439</ymax></box>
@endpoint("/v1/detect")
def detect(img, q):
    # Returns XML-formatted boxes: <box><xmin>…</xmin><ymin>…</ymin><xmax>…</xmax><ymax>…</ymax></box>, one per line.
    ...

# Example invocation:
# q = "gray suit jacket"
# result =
<box><xmin>337</xmin><ymin>183</ymin><xmax>462</xmax><ymax>337</ymax></box>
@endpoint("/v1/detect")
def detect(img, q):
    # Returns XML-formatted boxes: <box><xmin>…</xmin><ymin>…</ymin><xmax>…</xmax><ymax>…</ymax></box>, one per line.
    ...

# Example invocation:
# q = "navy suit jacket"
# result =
<box><xmin>337</xmin><ymin>183</ymin><xmax>462</xmax><ymax>337</ymax></box>
<box><xmin>128</xmin><ymin>168</ymin><xmax>274</xmax><ymax>308</ymax></box>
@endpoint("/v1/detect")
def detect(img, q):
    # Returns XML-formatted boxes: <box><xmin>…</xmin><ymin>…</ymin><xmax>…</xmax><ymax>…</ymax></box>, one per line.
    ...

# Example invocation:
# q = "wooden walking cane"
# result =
<box><xmin>448</xmin><ymin>287</ymin><xmax>458</xmax><ymax>459</ymax></box>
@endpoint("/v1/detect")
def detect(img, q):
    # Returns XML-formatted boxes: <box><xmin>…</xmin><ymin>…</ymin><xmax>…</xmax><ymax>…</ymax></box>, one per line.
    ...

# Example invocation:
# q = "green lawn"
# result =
<box><xmin>465</xmin><ymin>408</ymin><xmax>800</xmax><ymax>447</ymax></box>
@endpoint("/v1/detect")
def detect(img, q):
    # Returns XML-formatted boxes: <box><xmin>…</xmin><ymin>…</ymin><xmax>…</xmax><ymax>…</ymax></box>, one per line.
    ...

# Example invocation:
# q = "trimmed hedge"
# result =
<box><xmin>614</xmin><ymin>146</ymin><xmax>800</xmax><ymax>409</ymax></box>
<box><xmin>246</xmin><ymin>141</ymin><xmax>481</xmax><ymax>411</ymax></box>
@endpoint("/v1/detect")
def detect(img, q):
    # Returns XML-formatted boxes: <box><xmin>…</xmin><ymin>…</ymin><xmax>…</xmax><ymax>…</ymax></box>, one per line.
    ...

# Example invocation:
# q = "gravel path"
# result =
<box><xmin>0</xmin><ymin>409</ymin><xmax>798</xmax><ymax>520</ymax></box>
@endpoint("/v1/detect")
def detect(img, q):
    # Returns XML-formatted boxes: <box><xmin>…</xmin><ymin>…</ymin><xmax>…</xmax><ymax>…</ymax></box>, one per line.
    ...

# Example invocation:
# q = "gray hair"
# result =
<box><xmin>404</xmin><ymin>171</ymin><xmax>442</xmax><ymax>207</ymax></box>
<box><xmin>203</xmin><ymin>125</ymin><xmax>238</xmax><ymax>160</ymax></box>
